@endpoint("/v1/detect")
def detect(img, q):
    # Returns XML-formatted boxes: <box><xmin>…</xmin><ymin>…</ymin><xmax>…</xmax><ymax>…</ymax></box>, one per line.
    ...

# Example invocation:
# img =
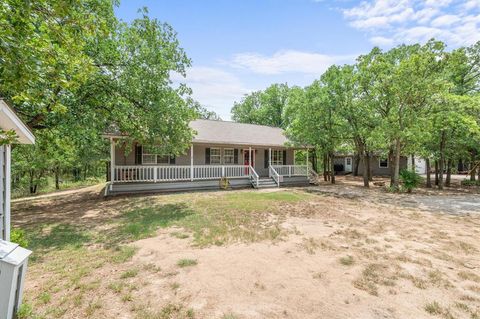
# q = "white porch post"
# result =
<box><xmin>306</xmin><ymin>148</ymin><xmax>309</xmax><ymax>177</ymax></box>
<box><xmin>293</xmin><ymin>150</ymin><xmax>296</xmax><ymax>166</ymax></box>
<box><xmin>110</xmin><ymin>138</ymin><xmax>115</xmax><ymax>188</ymax></box>
<box><xmin>268</xmin><ymin>148</ymin><xmax>272</xmax><ymax>177</ymax></box>
<box><xmin>249</xmin><ymin>147</ymin><xmax>252</xmax><ymax>167</ymax></box>
<box><xmin>4</xmin><ymin>145</ymin><xmax>11</xmax><ymax>241</ymax></box>
<box><xmin>190</xmin><ymin>144</ymin><xmax>194</xmax><ymax>181</ymax></box>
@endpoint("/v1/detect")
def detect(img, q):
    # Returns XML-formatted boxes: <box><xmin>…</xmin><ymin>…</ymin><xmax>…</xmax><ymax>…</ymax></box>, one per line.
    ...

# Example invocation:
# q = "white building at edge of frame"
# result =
<box><xmin>0</xmin><ymin>99</ymin><xmax>35</xmax><ymax>241</ymax></box>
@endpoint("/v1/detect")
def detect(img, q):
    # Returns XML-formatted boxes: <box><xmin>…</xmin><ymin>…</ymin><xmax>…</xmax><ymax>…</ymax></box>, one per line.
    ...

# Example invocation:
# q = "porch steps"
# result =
<box><xmin>254</xmin><ymin>178</ymin><xmax>278</xmax><ymax>189</ymax></box>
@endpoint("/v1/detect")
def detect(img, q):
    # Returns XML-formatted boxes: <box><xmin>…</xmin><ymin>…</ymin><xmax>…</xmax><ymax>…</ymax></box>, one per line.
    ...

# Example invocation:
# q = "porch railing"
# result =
<box><xmin>113</xmin><ymin>165</ymin><xmax>251</xmax><ymax>183</ymax></box>
<box><xmin>249</xmin><ymin>165</ymin><xmax>259</xmax><ymax>188</ymax></box>
<box><xmin>272</xmin><ymin>165</ymin><xmax>308</xmax><ymax>177</ymax></box>
<box><xmin>269</xmin><ymin>165</ymin><xmax>281</xmax><ymax>187</ymax></box>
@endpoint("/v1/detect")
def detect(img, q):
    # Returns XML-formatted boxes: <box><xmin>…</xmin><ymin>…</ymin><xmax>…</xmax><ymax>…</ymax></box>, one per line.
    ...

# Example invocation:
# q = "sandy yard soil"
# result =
<box><xmin>11</xmin><ymin>177</ymin><xmax>480</xmax><ymax>319</ymax></box>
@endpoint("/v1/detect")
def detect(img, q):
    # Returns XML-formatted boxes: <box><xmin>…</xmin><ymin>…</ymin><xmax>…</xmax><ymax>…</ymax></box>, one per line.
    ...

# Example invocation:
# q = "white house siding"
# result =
<box><xmin>0</xmin><ymin>146</ymin><xmax>4</xmax><ymax>240</ymax></box>
<box><xmin>408</xmin><ymin>157</ymin><xmax>427</xmax><ymax>174</ymax></box>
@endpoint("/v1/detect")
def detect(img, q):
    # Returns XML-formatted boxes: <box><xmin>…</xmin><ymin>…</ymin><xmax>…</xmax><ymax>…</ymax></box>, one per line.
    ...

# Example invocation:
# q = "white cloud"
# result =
<box><xmin>342</xmin><ymin>0</ymin><xmax>480</xmax><ymax>47</ymax></box>
<box><xmin>228</xmin><ymin>50</ymin><xmax>354</xmax><ymax>75</ymax></box>
<box><xmin>173</xmin><ymin>66</ymin><xmax>251</xmax><ymax>119</ymax></box>
<box><xmin>370</xmin><ymin>36</ymin><xmax>394</xmax><ymax>46</ymax></box>
<box><xmin>431</xmin><ymin>14</ymin><xmax>460</xmax><ymax>27</ymax></box>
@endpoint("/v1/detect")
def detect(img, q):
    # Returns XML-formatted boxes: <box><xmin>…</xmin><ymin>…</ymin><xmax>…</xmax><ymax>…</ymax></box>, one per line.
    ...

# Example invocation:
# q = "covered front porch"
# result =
<box><xmin>107</xmin><ymin>139</ymin><xmax>312</xmax><ymax>194</ymax></box>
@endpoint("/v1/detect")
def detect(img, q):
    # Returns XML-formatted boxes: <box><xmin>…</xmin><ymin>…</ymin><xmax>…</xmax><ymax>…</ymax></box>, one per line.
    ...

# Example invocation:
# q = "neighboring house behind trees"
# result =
<box><xmin>334</xmin><ymin>154</ymin><xmax>408</xmax><ymax>176</ymax></box>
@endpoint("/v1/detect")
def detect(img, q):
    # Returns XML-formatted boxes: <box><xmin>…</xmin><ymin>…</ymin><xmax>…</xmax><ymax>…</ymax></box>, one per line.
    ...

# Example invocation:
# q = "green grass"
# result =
<box><xmin>12</xmin><ymin>176</ymin><xmax>104</xmax><ymax>199</ymax></box>
<box><xmin>120</xmin><ymin>269</ymin><xmax>139</xmax><ymax>279</ymax></box>
<box><xmin>177</xmin><ymin>259</ymin><xmax>198</xmax><ymax>268</ymax></box>
<box><xmin>111</xmin><ymin>246</ymin><xmax>138</xmax><ymax>263</ymax></box>
<box><xmin>171</xmin><ymin>231</ymin><xmax>190</xmax><ymax>239</ymax></box>
<box><xmin>339</xmin><ymin>255</ymin><xmax>355</xmax><ymax>266</ymax></box>
<box><xmin>110</xmin><ymin>190</ymin><xmax>311</xmax><ymax>247</ymax></box>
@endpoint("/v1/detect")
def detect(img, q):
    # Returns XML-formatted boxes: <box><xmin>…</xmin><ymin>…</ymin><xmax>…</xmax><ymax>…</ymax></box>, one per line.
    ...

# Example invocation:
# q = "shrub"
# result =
<box><xmin>461</xmin><ymin>179</ymin><xmax>480</xmax><ymax>187</ymax></box>
<box><xmin>399</xmin><ymin>169</ymin><xmax>422</xmax><ymax>193</ymax></box>
<box><xmin>10</xmin><ymin>228</ymin><xmax>29</xmax><ymax>247</ymax></box>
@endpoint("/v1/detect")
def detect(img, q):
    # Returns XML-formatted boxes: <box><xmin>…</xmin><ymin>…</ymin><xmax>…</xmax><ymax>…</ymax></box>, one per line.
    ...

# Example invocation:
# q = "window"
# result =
<box><xmin>271</xmin><ymin>149</ymin><xmax>284</xmax><ymax>165</ymax></box>
<box><xmin>224</xmin><ymin>148</ymin><xmax>234</xmax><ymax>164</ymax></box>
<box><xmin>346</xmin><ymin>157</ymin><xmax>352</xmax><ymax>165</ymax></box>
<box><xmin>142</xmin><ymin>146</ymin><xmax>170</xmax><ymax>165</ymax></box>
<box><xmin>210</xmin><ymin>148</ymin><xmax>221</xmax><ymax>164</ymax></box>
<box><xmin>379</xmin><ymin>158</ymin><xmax>389</xmax><ymax>168</ymax></box>
<box><xmin>156</xmin><ymin>155</ymin><xmax>170</xmax><ymax>164</ymax></box>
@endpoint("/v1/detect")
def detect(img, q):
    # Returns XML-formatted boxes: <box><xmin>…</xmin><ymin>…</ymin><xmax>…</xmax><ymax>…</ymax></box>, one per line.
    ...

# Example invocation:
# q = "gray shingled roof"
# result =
<box><xmin>190</xmin><ymin>119</ymin><xmax>290</xmax><ymax>147</ymax></box>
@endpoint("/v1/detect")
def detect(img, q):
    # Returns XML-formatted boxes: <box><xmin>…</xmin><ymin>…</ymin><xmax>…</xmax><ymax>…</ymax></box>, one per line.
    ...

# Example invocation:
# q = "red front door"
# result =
<box><xmin>243</xmin><ymin>149</ymin><xmax>255</xmax><ymax>173</ymax></box>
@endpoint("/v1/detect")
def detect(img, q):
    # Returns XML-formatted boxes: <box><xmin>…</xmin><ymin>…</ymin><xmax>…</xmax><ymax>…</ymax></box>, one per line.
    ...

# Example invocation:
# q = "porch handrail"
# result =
<box><xmin>249</xmin><ymin>165</ymin><xmax>259</xmax><ymax>188</ymax></box>
<box><xmin>269</xmin><ymin>165</ymin><xmax>280</xmax><ymax>187</ymax></box>
<box><xmin>113</xmin><ymin>165</ymin><xmax>251</xmax><ymax>183</ymax></box>
<box><xmin>272</xmin><ymin>165</ymin><xmax>308</xmax><ymax>177</ymax></box>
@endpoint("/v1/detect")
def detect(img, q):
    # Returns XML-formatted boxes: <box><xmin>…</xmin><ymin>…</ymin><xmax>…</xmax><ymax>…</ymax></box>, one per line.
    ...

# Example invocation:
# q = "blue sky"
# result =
<box><xmin>116</xmin><ymin>0</ymin><xmax>480</xmax><ymax>119</ymax></box>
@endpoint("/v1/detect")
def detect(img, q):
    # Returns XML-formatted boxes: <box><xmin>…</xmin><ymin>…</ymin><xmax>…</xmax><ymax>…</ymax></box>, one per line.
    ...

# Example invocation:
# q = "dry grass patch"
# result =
<box><xmin>458</xmin><ymin>271</ymin><xmax>480</xmax><ymax>282</ymax></box>
<box><xmin>353</xmin><ymin>263</ymin><xmax>398</xmax><ymax>296</ymax></box>
<box><xmin>177</xmin><ymin>258</ymin><xmax>198</xmax><ymax>268</ymax></box>
<box><xmin>339</xmin><ymin>255</ymin><xmax>355</xmax><ymax>266</ymax></box>
<box><xmin>133</xmin><ymin>303</ymin><xmax>195</xmax><ymax>319</ymax></box>
<box><xmin>424</xmin><ymin>301</ymin><xmax>455</xmax><ymax>318</ymax></box>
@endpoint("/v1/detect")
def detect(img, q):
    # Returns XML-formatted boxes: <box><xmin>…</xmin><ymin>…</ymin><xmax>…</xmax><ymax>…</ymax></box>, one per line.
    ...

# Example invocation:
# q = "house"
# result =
<box><xmin>104</xmin><ymin>120</ymin><xmax>313</xmax><ymax>195</ymax></box>
<box><xmin>0</xmin><ymin>99</ymin><xmax>35</xmax><ymax>319</ymax></box>
<box><xmin>333</xmin><ymin>154</ymin><xmax>408</xmax><ymax>176</ymax></box>
<box><xmin>0</xmin><ymin>99</ymin><xmax>35</xmax><ymax>241</ymax></box>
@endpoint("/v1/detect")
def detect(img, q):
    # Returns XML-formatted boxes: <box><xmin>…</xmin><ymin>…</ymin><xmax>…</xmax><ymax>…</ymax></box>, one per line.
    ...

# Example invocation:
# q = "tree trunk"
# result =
<box><xmin>446</xmin><ymin>159</ymin><xmax>452</xmax><ymax>187</ymax></box>
<box><xmin>389</xmin><ymin>148</ymin><xmax>395</xmax><ymax>187</ymax></box>
<box><xmin>323</xmin><ymin>154</ymin><xmax>327</xmax><ymax>181</ymax></box>
<box><xmin>411</xmin><ymin>154</ymin><xmax>415</xmax><ymax>172</ymax></box>
<box><xmin>426</xmin><ymin>158</ymin><xmax>432</xmax><ymax>188</ymax></box>
<box><xmin>353</xmin><ymin>154</ymin><xmax>360</xmax><ymax>177</ymax></box>
<box><xmin>470</xmin><ymin>152</ymin><xmax>476</xmax><ymax>181</ymax></box>
<box><xmin>55</xmin><ymin>167</ymin><xmax>60</xmax><ymax>190</ymax></box>
<box><xmin>434</xmin><ymin>160</ymin><xmax>439</xmax><ymax>186</ymax></box>
<box><xmin>393</xmin><ymin>138</ymin><xmax>401</xmax><ymax>189</ymax></box>
<box><xmin>330</xmin><ymin>153</ymin><xmax>335</xmax><ymax>184</ymax></box>
<box><xmin>362</xmin><ymin>154</ymin><xmax>369</xmax><ymax>187</ymax></box>
<box><xmin>438</xmin><ymin>132</ymin><xmax>446</xmax><ymax>190</ymax></box>
<box><xmin>29</xmin><ymin>171</ymin><xmax>35</xmax><ymax>194</ymax></box>
<box><xmin>367</xmin><ymin>153</ymin><xmax>373</xmax><ymax>181</ymax></box>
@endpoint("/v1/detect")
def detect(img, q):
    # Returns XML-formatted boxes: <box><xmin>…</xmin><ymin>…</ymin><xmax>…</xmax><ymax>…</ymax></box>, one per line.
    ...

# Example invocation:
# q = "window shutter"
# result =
<box><xmin>264</xmin><ymin>149</ymin><xmax>269</xmax><ymax>168</ymax></box>
<box><xmin>283</xmin><ymin>150</ymin><xmax>287</xmax><ymax>165</ymax></box>
<box><xmin>135</xmin><ymin>145</ymin><xmax>143</xmax><ymax>165</ymax></box>
<box><xmin>234</xmin><ymin>149</ymin><xmax>239</xmax><ymax>164</ymax></box>
<box><xmin>205</xmin><ymin>148</ymin><xmax>210</xmax><ymax>164</ymax></box>
<box><xmin>169</xmin><ymin>156</ymin><xmax>176</xmax><ymax>165</ymax></box>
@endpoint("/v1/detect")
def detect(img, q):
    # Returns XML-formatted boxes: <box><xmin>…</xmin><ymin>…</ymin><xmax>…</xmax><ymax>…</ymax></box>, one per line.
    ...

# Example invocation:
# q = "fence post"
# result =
<box><xmin>222</xmin><ymin>166</ymin><xmax>225</xmax><ymax>177</ymax></box>
<box><xmin>154</xmin><ymin>167</ymin><xmax>158</xmax><ymax>183</ymax></box>
<box><xmin>289</xmin><ymin>165</ymin><xmax>291</xmax><ymax>177</ymax></box>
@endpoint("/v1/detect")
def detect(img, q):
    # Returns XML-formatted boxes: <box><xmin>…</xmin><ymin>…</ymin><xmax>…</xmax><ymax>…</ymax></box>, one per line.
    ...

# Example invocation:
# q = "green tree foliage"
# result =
<box><xmin>399</xmin><ymin>169</ymin><xmax>422</xmax><ymax>193</ymax></box>
<box><xmin>1</xmin><ymin>2</ymin><xmax>198</xmax><ymax>194</ymax></box>
<box><xmin>251</xmin><ymin>39</ymin><xmax>480</xmax><ymax>189</ymax></box>
<box><xmin>232</xmin><ymin>83</ymin><xmax>290</xmax><ymax>128</ymax></box>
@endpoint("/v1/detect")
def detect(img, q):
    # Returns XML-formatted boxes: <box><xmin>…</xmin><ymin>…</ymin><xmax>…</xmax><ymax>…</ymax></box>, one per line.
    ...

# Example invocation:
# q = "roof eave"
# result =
<box><xmin>0</xmin><ymin>100</ymin><xmax>35</xmax><ymax>144</ymax></box>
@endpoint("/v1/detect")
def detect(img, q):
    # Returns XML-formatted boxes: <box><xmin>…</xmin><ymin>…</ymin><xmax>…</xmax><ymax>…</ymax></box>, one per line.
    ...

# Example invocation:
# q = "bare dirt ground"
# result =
<box><xmin>11</xmin><ymin>178</ymin><xmax>480</xmax><ymax>319</ymax></box>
